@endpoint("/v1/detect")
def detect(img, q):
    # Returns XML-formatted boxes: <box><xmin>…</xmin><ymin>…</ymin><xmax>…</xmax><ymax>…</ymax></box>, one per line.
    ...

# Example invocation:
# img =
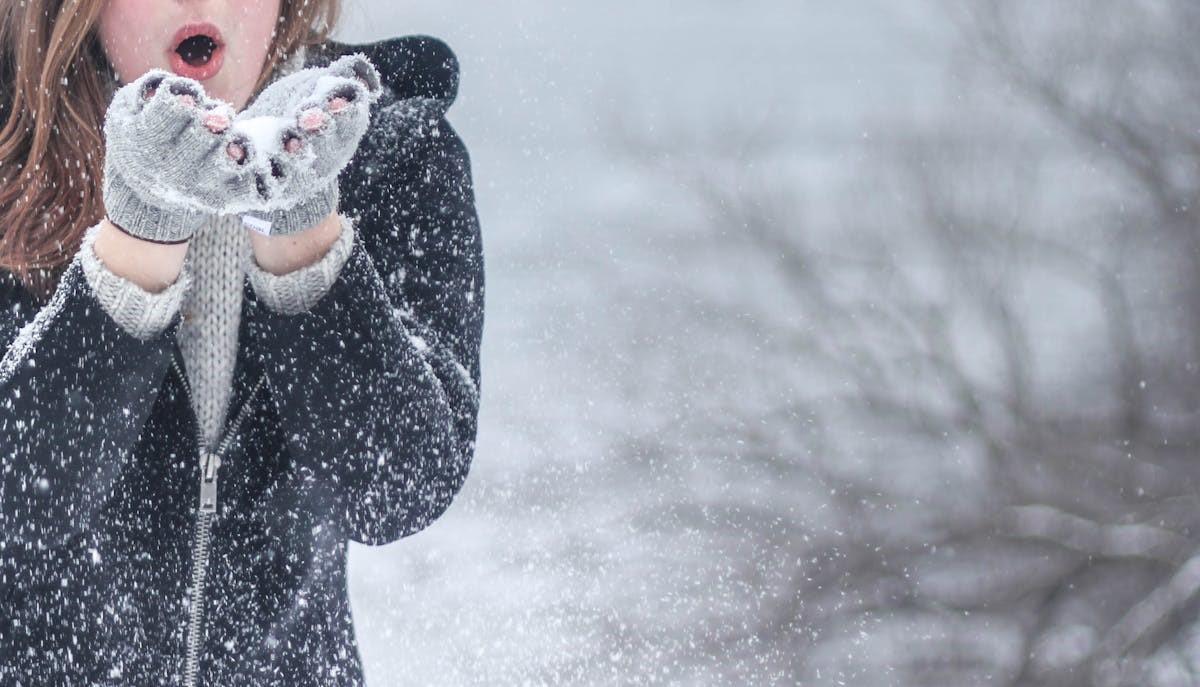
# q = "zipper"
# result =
<box><xmin>171</xmin><ymin>352</ymin><xmax>268</xmax><ymax>687</ymax></box>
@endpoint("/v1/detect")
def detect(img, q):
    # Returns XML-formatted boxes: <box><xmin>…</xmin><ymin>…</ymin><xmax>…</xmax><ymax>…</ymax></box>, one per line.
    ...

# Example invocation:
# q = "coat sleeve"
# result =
<box><xmin>244</xmin><ymin>105</ymin><xmax>485</xmax><ymax>547</ymax></box>
<box><xmin>0</xmin><ymin>244</ymin><xmax>181</xmax><ymax>554</ymax></box>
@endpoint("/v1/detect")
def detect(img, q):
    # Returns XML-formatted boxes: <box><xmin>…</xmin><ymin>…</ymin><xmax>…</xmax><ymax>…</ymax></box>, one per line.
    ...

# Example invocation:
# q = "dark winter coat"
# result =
<box><xmin>0</xmin><ymin>35</ymin><xmax>484</xmax><ymax>686</ymax></box>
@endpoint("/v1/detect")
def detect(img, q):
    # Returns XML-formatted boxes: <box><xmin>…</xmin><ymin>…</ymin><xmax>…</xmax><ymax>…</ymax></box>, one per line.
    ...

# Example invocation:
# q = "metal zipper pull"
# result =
<box><xmin>199</xmin><ymin>451</ymin><xmax>221</xmax><ymax>513</ymax></box>
<box><xmin>172</xmin><ymin>351</ymin><xmax>270</xmax><ymax>687</ymax></box>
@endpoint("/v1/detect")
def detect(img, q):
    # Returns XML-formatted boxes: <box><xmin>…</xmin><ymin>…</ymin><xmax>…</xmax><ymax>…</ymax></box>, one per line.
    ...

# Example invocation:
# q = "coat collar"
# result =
<box><xmin>304</xmin><ymin>35</ymin><xmax>460</xmax><ymax>115</ymax></box>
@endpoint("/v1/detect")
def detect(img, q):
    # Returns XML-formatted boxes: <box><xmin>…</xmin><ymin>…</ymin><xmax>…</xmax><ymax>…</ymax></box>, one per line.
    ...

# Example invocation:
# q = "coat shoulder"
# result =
<box><xmin>308</xmin><ymin>35</ymin><xmax>460</xmax><ymax>111</ymax></box>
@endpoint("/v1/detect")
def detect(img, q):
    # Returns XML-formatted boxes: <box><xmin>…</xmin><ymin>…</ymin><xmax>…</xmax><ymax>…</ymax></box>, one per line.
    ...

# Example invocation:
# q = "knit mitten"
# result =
<box><xmin>102</xmin><ymin>70</ymin><xmax>242</xmax><ymax>243</ymax></box>
<box><xmin>224</xmin><ymin>54</ymin><xmax>383</xmax><ymax>236</ymax></box>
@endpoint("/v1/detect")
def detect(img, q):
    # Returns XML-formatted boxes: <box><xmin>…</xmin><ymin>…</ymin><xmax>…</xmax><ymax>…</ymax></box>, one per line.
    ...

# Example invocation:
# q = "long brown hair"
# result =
<box><xmin>0</xmin><ymin>0</ymin><xmax>340</xmax><ymax>303</ymax></box>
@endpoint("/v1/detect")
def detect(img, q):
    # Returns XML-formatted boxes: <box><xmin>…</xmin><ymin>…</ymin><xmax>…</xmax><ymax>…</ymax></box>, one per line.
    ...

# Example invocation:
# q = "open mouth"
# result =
<box><xmin>176</xmin><ymin>34</ymin><xmax>218</xmax><ymax>67</ymax></box>
<box><xmin>168</xmin><ymin>22</ymin><xmax>225</xmax><ymax>81</ymax></box>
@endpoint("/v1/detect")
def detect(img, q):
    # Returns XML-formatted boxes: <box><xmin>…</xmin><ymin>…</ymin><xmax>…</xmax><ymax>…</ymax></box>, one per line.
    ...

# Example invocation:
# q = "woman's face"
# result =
<box><xmin>97</xmin><ymin>0</ymin><xmax>282</xmax><ymax>110</ymax></box>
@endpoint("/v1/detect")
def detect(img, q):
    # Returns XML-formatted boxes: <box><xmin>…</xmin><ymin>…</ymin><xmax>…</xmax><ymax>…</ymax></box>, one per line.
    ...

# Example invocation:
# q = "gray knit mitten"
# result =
<box><xmin>225</xmin><ymin>54</ymin><xmax>383</xmax><ymax>236</ymax></box>
<box><xmin>102</xmin><ymin>70</ymin><xmax>242</xmax><ymax>243</ymax></box>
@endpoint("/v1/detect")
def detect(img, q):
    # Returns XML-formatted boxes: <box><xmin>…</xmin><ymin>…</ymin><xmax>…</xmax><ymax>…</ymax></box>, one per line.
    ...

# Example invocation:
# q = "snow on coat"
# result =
<box><xmin>0</xmin><ymin>34</ymin><xmax>485</xmax><ymax>686</ymax></box>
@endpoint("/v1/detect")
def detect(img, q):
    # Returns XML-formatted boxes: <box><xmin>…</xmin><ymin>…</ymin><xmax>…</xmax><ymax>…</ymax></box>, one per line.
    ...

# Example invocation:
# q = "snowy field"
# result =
<box><xmin>333</xmin><ymin>2</ymin><xmax>959</xmax><ymax>685</ymax></box>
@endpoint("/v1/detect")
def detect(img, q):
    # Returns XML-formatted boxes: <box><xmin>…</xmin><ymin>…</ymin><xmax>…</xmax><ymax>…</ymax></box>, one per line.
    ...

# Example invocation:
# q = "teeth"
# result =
<box><xmin>176</xmin><ymin>35</ymin><xmax>217</xmax><ymax>67</ymax></box>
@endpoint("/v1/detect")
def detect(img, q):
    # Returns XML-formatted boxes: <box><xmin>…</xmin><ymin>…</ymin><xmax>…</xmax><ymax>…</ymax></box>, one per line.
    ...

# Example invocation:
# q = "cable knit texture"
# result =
<box><xmin>79</xmin><ymin>45</ymin><xmax>359</xmax><ymax>449</ymax></box>
<box><xmin>177</xmin><ymin>214</ymin><xmax>250</xmax><ymax>448</ymax></box>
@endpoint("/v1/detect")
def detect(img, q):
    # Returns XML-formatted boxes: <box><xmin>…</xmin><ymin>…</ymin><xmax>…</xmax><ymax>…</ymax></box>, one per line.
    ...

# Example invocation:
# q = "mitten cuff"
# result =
<box><xmin>103</xmin><ymin>170</ymin><xmax>206</xmax><ymax>244</ymax></box>
<box><xmin>79</xmin><ymin>222</ymin><xmax>193</xmax><ymax>340</ymax></box>
<box><xmin>244</xmin><ymin>184</ymin><xmax>340</xmax><ymax>237</ymax></box>
<box><xmin>244</xmin><ymin>214</ymin><xmax>356</xmax><ymax>315</ymax></box>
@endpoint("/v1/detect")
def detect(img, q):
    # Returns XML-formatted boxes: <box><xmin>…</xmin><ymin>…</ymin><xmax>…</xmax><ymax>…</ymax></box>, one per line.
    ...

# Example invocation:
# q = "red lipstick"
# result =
<box><xmin>167</xmin><ymin>22</ymin><xmax>225</xmax><ymax>81</ymax></box>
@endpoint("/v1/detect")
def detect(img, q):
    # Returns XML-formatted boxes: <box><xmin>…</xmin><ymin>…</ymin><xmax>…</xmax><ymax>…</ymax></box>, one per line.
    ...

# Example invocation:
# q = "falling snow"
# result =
<box><xmin>6</xmin><ymin>1</ymin><xmax>1200</xmax><ymax>686</ymax></box>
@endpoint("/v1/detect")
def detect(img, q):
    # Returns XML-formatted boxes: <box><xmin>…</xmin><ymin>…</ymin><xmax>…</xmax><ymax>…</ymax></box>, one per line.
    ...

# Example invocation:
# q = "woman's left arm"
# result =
<box><xmin>244</xmin><ymin>114</ymin><xmax>485</xmax><ymax>546</ymax></box>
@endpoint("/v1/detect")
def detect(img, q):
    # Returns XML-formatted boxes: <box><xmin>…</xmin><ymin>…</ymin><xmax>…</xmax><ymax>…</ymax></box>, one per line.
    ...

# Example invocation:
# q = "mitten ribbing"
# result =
<box><xmin>102</xmin><ymin>169</ymin><xmax>209</xmax><ymax>243</ymax></box>
<box><xmin>242</xmin><ymin>184</ymin><xmax>340</xmax><ymax>237</ymax></box>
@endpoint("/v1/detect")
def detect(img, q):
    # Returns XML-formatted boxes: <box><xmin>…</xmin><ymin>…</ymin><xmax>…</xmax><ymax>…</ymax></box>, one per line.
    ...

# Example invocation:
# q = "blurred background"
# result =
<box><xmin>336</xmin><ymin>1</ymin><xmax>1200</xmax><ymax>685</ymax></box>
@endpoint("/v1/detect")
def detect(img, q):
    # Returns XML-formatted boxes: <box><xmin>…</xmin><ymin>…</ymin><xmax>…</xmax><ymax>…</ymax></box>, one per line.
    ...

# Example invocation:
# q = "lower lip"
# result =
<box><xmin>168</xmin><ymin>44</ymin><xmax>224</xmax><ymax>81</ymax></box>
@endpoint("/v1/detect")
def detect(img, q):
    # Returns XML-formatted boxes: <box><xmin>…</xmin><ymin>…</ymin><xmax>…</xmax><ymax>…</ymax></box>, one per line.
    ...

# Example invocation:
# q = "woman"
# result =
<box><xmin>0</xmin><ymin>0</ymin><xmax>485</xmax><ymax>684</ymax></box>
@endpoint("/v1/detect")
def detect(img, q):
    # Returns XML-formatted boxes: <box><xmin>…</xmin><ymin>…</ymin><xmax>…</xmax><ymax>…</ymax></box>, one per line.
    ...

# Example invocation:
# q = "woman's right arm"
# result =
<box><xmin>0</xmin><ymin>223</ymin><xmax>190</xmax><ymax>554</ymax></box>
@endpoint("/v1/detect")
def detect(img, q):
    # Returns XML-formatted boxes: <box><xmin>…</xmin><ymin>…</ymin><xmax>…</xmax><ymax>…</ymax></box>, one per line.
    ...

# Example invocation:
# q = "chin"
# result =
<box><xmin>201</xmin><ymin>80</ymin><xmax>244</xmax><ymax>109</ymax></box>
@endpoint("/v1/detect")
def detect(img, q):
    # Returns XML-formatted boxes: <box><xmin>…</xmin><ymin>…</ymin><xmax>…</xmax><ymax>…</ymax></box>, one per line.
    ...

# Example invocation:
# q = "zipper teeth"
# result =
<box><xmin>171</xmin><ymin>353</ymin><xmax>267</xmax><ymax>687</ymax></box>
<box><xmin>220</xmin><ymin>371</ymin><xmax>268</xmax><ymax>455</ymax></box>
<box><xmin>172</xmin><ymin>353</ymin><xmax>268</xmax><ymax>456</ymax></box>
<box><xmin>174</xmin><ymin>353</ymin><xmax>208</xmax><ymax>687</ymax></box>
<box><xmin>182</xmin><ymin>510</ymin><xmax>214</xmax><ymax>687</ymax></box>
<box><xmin>171</xmin><ymin>354</ymin><xmax>207</xmax><ymax>458</ymax></box>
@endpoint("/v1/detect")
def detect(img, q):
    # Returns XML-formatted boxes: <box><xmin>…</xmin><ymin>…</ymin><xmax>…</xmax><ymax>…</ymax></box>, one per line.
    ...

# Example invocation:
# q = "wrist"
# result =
<box><xmin>94</xmin><ymin>219</ymin><xmax>190</xmax><ymax>293</ymax></box>
<box><xmin>247</xmin><ymin>210</ymin><xmax>344</xmax><ymax>276</ymax></box>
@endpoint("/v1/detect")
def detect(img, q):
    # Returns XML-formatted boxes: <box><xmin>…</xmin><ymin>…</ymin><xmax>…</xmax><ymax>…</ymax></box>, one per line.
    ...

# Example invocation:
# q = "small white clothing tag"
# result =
<box><xmin>241</xmin><ymin>214</ymin><xmax>274</xmax><ymax>236</ymax></box>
